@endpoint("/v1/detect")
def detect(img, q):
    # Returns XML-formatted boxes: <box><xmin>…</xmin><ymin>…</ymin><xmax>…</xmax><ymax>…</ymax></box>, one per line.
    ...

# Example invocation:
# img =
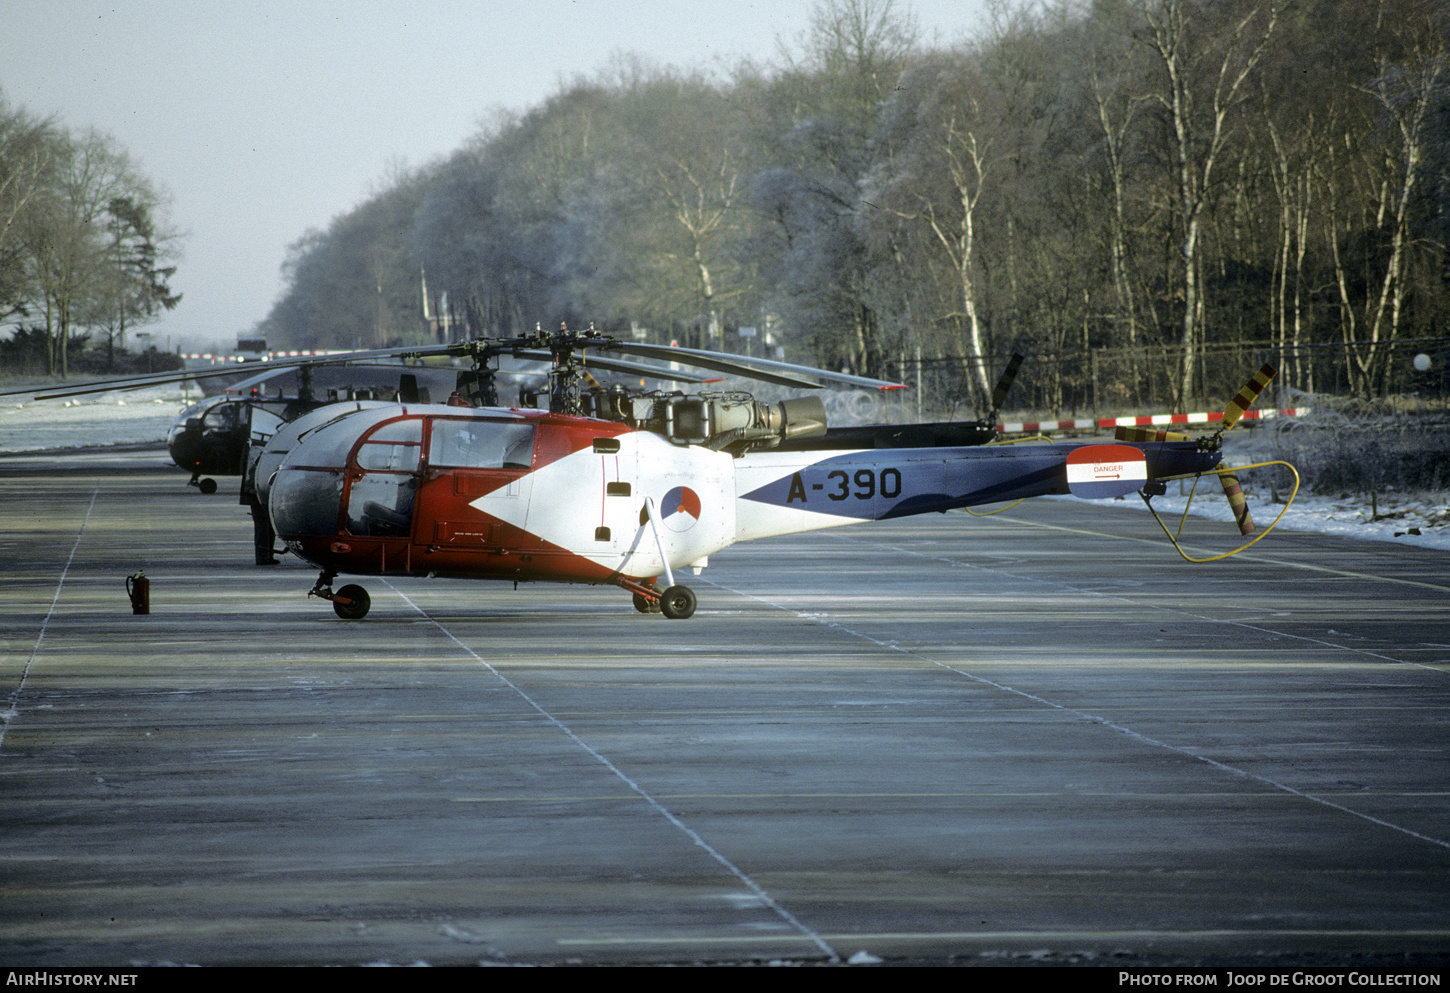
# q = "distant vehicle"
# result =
<box><xmin>234</xmin><ymin>335</ymin><xmax>268</xmax><ymax>362</ymax></box>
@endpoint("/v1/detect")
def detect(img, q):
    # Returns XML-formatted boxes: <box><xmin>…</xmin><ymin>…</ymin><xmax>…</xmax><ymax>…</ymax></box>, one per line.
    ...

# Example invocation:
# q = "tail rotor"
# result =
<box><xmin>1116</xmin><ymin>363</ymin><xmax>1279</xmax><ymax>538</ymax></box>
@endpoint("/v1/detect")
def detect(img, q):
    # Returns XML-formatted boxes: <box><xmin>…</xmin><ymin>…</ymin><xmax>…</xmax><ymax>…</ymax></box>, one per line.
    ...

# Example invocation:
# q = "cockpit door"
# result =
<box><xmin>415</xmin><ymin>417</ymin><xmax>537</xmax><ymax>549</ymax></box>
<box><xmin>342</xmin><ymin>417</ymin><xmax>422</xmax><ymax>538</ymax></box>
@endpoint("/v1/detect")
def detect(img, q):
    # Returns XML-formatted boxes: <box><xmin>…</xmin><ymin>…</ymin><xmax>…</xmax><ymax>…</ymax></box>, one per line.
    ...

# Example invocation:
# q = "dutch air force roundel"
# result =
<box><xmin>661</xmin><ymin>485</ymin><xmax>702</xmax><ymax>531</ymax></box>
<box><xmin>1065</xmin><ymin>444</ymin><xmax>1148</xmax><ymax>499</ymax></box>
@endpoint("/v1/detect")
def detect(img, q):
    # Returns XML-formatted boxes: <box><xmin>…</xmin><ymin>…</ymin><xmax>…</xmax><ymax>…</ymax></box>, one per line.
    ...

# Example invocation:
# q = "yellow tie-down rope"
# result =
<box><xmin>1140</xmin><ymin>460</ymin><xmax>1301</xmax><ymax>563</ymax></box>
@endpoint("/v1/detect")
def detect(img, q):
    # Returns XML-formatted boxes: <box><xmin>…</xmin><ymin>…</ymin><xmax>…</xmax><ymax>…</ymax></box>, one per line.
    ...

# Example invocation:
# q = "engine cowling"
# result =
<box><xmin>656</xmin><ymin>394</ymin><xmax>827</xmax><ymax>453</ymax></box>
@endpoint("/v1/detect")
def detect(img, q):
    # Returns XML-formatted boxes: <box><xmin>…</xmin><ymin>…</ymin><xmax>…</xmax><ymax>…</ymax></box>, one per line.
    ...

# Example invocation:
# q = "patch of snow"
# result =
<box><xmin>0</xmin><ymin>384</ymin><xmax>194</xmax><ymax>453</ymax></box>
<box><xmin>1070</xmin><ymin>463</ymin><xmax>1450</xmax><ymax>552</ymax></box>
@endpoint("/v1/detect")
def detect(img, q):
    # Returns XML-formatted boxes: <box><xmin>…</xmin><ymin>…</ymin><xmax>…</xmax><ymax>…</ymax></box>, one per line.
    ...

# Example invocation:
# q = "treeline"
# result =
<box><xmin>258</xmin><ymin>0</ymin><xmax>1450</xmax><ymax>410</ymax></box>
<box><xmin>0</xmin><ymin>94</ymin><xmax>180</xmax><ymax>377</ymax></box>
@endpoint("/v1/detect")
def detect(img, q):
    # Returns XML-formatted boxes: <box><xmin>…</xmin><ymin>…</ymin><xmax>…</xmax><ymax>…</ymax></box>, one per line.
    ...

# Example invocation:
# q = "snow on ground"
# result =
<box><xmin>1073</xmin><ymin>480</ymin><xmax>1450</xmax><ymax>553</ymax></box>
<box><xmin>1</xmin><ymin>387</ymin><xmax>1446</xmax><ymax>553</ymax></box>
<box><xmin>0</xmin><ymin>384</ymin><xmax>196</xmax><ymax>453</ymax></box>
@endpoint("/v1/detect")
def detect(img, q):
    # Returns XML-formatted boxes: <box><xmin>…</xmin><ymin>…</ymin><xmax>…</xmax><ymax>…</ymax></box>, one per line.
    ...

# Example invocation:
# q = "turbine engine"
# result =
<box><xmin>652</xmin><ymin>393</ymin><xmax>828</xmax><ymax>453</ymax></box>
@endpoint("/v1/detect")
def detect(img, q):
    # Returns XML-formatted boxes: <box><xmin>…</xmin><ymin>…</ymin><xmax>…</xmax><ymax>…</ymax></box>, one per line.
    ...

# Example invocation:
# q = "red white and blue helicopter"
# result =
<box><xmin>3</xmin><ymin>328</ymin><xmax>1288</xmax><ymax>619</ymax></box>
<box><xmin>250</xmin><ymin>329</ymin><xmax>1283</xmax><ymax>620</ymax></box>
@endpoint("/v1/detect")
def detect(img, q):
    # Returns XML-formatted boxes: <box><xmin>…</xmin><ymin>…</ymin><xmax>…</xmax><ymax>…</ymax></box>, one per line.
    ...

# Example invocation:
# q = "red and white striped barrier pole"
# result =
<box><xmin>997</xmin><ymin>407</ymin><xmax>1306</xmax><ymax>434</ymax></box>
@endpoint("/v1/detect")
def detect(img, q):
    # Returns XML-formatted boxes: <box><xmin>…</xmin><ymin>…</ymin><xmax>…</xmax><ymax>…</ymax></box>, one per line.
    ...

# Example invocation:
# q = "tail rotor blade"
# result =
<box><xmin>1222</xmin><ymin>364</ymin><xmax>1277</xmax><ymax>432</ymax></box>
<box><xmin>1115</xmin><ymin>426</ymin><xmax>1193</xmax><ymax>444</ymax></box>
<box><xmin>1220</xmin><ymin>469</ymin><xmax>1256</xmax><ymax>535</ymax></box>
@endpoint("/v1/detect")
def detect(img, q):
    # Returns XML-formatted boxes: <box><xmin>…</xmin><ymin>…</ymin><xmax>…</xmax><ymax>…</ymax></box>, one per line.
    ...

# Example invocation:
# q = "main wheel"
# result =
<box><xmin>198</xmin><ymin>477</ymin><xmax>218</xmax><ymax>495</ymax></box>
<box><xmin>659</xmin><ymin>585</ymin><xmax>696</xmax><ymax>620</ymax></box>
<box><xmin>332</xmin><ymin>584</ymin><xmax>371</xmax><ymax>620</ymax></box>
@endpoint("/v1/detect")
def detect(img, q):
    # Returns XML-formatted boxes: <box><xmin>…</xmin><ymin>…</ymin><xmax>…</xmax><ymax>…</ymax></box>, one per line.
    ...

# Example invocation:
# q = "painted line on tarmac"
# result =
<box><xmin>705</xmin><ymin>574</ymin><xmax>1450</xmax><ymax>854</ymax></box>
<box><xmin>977</xmin><ymin>513</ymin><xmax>1450</xmax><ymax>595</ymax></box>
<box><xmin>381</xmin><ymin>578</ymin><xmax>842</xmax><ymax>964</ymax></box>
<box><xmin>559</xmin><ymin>927</ymin><xmax>1450</xmax><ymax>948</ymax></box>
<box><xmin>843</xmin><ymin>521</ymin><xmax>1450</xmax><ymax>673</ymax></box>
<box><xmin>0</xmin><ymin>487</ymin><xmax>98</xmax><ymax>754</ymax></box>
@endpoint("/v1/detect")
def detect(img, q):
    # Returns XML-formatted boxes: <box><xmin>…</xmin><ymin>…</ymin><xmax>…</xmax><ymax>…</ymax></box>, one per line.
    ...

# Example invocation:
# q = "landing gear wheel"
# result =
<box><xmin>198</xmin><ymin>477</ymin><xmax>218</xmax><ymax>495</ymax></box>
<box><xmin>332</xmin><ymin>584</ymin><xmax>371</xmax><ymax>620</ymax></box>
<box><xmin>659</xmin><ymin>585</ymin><xmax>696</xmax><ymax>620</ymax></box>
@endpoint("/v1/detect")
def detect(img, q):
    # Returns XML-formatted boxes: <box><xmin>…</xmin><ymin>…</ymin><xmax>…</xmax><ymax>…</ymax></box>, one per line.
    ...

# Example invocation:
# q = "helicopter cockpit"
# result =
<box><xmin>269</xmin><ymin>406</ymin><xmax>543</xmax><ymax>546</ymax></box>
<box><xmin>167</xmin><ymin>395</ymin><xmax>251</xmax><ymax>482</ymax></box>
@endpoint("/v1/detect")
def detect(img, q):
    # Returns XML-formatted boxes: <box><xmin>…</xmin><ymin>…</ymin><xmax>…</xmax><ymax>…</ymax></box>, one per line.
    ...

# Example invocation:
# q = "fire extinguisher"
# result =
<box><xmin>126</xmin><ymin>571</ymin><xmax>150</xmax><ymax>615</ymax></box>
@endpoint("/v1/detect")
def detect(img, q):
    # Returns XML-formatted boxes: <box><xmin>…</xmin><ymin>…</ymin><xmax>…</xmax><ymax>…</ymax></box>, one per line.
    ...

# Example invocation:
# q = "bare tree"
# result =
<box><xmin>1133</xmin><ymin>0</ymin><xmax>1279</xmax><ymax>408</ymax></box>
<box><xmin>759</xmin><ymin>0</ymin><xmax>920</xmax><ymax>372</ymax></box>
<box><xmin>861</xmin><ymin>52</ymin><xmax>999</xmax><ymax>402</ymax></box>
<box><xmin>0</xmin><ymin>96</ymin><xmax>56</xmax><ymax>324</ymax></box>
<box><xmin>629</xmin><ymin>79</ymin><xmax>750</xmax><ymax>348</ymax></box>
<box><xmin>1354</xmin><ymin>47</ymin><xmax>1447</xmax><ymax>393</ymax></box>
<box><xmin>797</xmin><ymin>0</ymin><xmax>920</xmax><ymax>119</ymax></box>
<box><xmin>17</xmin><ymin>130</ymin><xmax>151</xmax><ymax>374</ymax></box>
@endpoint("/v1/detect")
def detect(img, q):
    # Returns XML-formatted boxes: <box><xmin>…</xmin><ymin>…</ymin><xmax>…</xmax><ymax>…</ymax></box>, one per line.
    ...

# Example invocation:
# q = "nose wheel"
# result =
<box><xmin>331</xmin><ymin>585</ymin><xmax>371</xmax><ymax>619</ymax></box>
<box><xmin>309</xmin><ymin>572</ymin><xmax>371</xmax><ymax>619</ymax></box>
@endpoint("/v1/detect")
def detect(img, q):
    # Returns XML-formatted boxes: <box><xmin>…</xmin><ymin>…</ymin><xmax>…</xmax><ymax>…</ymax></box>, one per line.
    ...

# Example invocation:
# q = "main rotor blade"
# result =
<box><xmin>10</xmin><ymin>348</ymin><xmax>454</xmax><ymax>402</ymax></box>
<box><xmin>6</xmin><ymin>331</ymin><xmax>904</xmax><ymax>403</ymax></box>
<box><xmin>990</xmin><ymin>353</ymin><xmax>1024</xmax><ymax>412</ymax></box>
<box><xmin>0</xmin><ymin>366</ymin><xmax>219</xmax><ymax>400</ymax></box>
<box><xmin>606</xmin><ymin>342</ymin><xmax>905</xmax><ymax>391</ymax></box>
<box><xmin>603</xmin><ymin>343</ymin><xmax>824</xmax><ymax>388</ymax></box>
<box><xmin>506</xmin><ymin>349</ymin><xmax>715</xmax><ymax>384</ymax></box>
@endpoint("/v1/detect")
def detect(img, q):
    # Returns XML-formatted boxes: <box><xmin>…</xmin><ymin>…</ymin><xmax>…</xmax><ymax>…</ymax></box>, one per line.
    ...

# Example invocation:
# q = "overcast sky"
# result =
<box><xmin>3</xmin><ymin>1</ymin><xmax>990</xmax><ymax>353</ymax></box>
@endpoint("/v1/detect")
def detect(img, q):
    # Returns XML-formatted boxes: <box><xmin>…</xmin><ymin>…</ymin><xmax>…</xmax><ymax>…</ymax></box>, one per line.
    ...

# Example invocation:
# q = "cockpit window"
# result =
<box><xmin>366</xmin><ymin>419</ymin><xmax>424</xmax><ymax>444</ymax></box>
<box><xmin>356</xmin><ymin>417</ymin><xmax>422</xmax><ymax>471</ymax></box>
<box><xmin>281</xmin><ymin>405</ymin><xmax>397</xmax><ymax>469</ymax></box>
<box><xmin>203</xmin><ymin>402</ymin><xmax>243</xmax><ymax>430</ymax></box>
<box><xmin>249</xmin><ymin>405</ymin><xmax>287</xmax><ymax>446</ymax></box>
<box><xmin>428</xmin><ymin>419</ymin><xmax>535</xmax><ymax>470</ymax></box>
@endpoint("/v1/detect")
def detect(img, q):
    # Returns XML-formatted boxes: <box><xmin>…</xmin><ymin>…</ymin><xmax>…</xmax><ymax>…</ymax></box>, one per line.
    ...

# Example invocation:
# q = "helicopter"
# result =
<box><xmin>4</xmin><ymin>328</ymin><xmax>1287</xmax><ymax>613</ymax></box>
<box><xmin>257</xmin><ymin>328</ymin><xmax>1280</xmax><ymax>620</ymax></box>
<box><xmin>165</xmin><ymin>362</ymin><xmax>471</xmax><ymax>494</ymax></box>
